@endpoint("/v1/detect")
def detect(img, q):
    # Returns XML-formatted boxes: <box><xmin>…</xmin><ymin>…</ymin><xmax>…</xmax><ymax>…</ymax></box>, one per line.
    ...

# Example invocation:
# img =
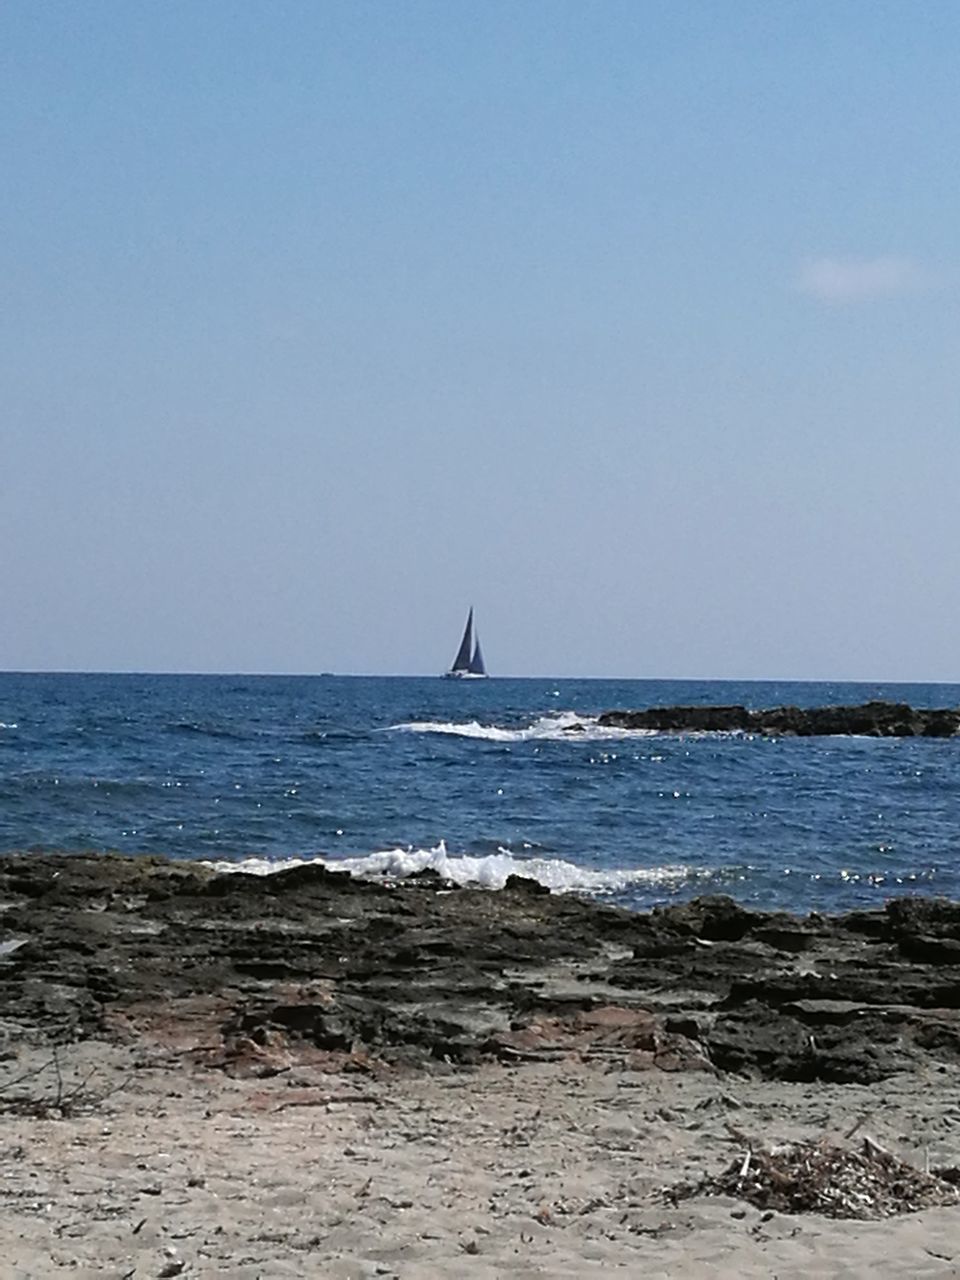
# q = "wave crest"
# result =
<box><xmin>203</xmin><ymin>841</ymin><xmax>694</xmax><ymax>896</ymax></box>
<box><xmin>388</xmin><ymin>711</ymin><xmax>655</xmax><ymax>744</ymax></box>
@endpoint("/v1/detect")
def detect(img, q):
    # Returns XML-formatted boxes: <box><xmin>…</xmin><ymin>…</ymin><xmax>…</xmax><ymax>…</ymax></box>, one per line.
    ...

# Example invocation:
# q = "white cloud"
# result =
<box><xmin>796</xmin><ymin>256</ymin><xmax>929</xmax><ymax>304</ymax></box>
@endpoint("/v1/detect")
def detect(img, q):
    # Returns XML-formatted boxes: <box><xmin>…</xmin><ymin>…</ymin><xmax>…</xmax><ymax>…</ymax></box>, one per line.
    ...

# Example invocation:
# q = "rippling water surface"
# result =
<box><xmin>1</xmin><ymin>672</ymin><xmax>959</xmax><ymax>913</ymax></box>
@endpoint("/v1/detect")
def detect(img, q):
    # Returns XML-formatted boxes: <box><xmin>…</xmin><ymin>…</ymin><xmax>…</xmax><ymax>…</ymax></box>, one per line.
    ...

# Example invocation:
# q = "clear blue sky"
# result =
<box><xmin>3</xmin><ymin>1</ymin><xmax>959</xmax><ymax>679</ymax></box>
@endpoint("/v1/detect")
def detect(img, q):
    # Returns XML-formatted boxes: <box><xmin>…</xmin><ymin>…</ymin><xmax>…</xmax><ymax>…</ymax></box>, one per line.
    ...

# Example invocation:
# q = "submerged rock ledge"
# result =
<box><xmin>597</xmin><ymin>700</ymin><xmax>960</xmax><ymax>737</ymax></box>
<box><xmin>5</xmin><ymin>852</ymin><xmax>960</xmax><ymax>1084</ymax></box>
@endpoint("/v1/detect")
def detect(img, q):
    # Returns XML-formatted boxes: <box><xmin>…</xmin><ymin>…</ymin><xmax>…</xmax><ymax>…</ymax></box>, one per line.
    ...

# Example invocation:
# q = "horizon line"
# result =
<box><xmin>0</xmin><ymin>668</ymin><xmax>957</xmax><ymax>685</ymax></box>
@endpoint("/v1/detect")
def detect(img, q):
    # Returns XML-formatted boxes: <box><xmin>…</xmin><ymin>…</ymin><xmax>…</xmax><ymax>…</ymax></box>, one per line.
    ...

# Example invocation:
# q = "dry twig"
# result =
<box><xmin>0</xmin><ymin>1045</ymin><xmax>133</xmax><ymax>1119</ymax></box>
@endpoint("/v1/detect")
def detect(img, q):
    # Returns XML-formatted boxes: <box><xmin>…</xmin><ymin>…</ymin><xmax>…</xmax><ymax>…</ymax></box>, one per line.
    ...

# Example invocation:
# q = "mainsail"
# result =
<box><xmin>449</xmin><ymin>608</ymin><xmax>474</xmax><ymax>674</ymax></box>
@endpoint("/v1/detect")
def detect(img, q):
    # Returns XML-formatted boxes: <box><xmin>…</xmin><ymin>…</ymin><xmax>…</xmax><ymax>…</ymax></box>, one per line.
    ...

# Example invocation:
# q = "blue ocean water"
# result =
<box><xmin>1</xmin><ymin>672</ymin><xmax>959</xmax><ymax>914</ymax></box>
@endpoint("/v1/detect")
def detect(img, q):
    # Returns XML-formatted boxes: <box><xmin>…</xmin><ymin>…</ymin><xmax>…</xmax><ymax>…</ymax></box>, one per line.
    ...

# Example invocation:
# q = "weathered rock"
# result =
<box><xmin>5</xmin><ymin>853</ymin><xmax>960</xmax><ymax>1082</ymax></box>
<box><xmin>504</xmin><ymin>874</ymin><xmax>551</xmax><ymax>896</ymax></box>
<box><xmin>597</xmin><ymin>700</ymin><xmax>960</xmax><ymax>737</ymax></box>
<box><xmin>653</xmin><ymin>896</ymin><xmax>763</xmax><ymax>941</ymax></box>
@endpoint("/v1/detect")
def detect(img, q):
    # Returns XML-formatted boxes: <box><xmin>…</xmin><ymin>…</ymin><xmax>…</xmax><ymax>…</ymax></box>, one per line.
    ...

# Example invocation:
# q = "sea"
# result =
<box><xmin>1</xmin><ymin>672</ymin><xmax>959</xmax><ymax>916</ymax></box>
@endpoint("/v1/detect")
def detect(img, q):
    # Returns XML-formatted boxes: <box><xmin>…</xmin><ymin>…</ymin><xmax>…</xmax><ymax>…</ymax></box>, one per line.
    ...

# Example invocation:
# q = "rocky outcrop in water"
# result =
<box><xmin>5</xmin><ymin>853</ymin><xmax>960</xmax><ymax>1084</ymax></box>
<box><xmin>597</xmin><ymin>700</ymin><xmax>960</xmax><ymax>737</ymax></box>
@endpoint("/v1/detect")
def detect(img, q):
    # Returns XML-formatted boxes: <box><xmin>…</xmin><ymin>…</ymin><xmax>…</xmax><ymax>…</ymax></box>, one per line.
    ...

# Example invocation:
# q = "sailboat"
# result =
<box><xmin>443</xmin><ymin>607</ymin><xmax>488</xmax><ymax>678</ymax></box>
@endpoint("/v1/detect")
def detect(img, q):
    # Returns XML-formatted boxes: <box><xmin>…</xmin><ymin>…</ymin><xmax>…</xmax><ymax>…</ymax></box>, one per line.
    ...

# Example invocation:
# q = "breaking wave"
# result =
<box><xmin>388</xmin><ymin>711</ymin><xmax>655</xmax><ymax>744</ymax></box>
<box><xmin>203</xmin><ymin>840</ymin><xmax>695</xmax><ymax>896</ymax></box>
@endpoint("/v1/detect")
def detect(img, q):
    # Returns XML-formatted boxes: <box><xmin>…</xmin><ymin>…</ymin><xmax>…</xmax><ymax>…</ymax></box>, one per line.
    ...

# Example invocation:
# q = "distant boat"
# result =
<box><xmin>443</xmin><ymin>607</ymin><xmax>488</xmax><ymax>679</ymax></box>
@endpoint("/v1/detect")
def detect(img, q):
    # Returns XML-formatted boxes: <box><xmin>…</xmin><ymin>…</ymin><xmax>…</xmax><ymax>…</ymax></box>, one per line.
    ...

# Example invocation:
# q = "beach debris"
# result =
<box><xmin>665</xmin><ymin>1132</ymin><xmax>960</xmax><ymax>1219</ymax></box>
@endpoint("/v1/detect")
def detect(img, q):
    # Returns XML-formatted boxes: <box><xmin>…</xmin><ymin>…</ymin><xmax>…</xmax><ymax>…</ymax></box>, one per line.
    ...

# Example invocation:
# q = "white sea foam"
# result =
<box><xmin>203</xmin><ymin>840</ymin><xmax>694</xmax><ymax>896</ymax></box>
<box><xmin>388</xmin><ymin>711</ymin><xmax>656</xmax><ymax>744</ymax></box>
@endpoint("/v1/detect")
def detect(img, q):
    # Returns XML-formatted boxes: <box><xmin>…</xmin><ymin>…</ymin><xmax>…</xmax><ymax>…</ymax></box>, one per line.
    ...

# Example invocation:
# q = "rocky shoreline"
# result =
<box><xmin>7</xmin><ymin>853</ymin><xmax>960</xmax><ymax>1277</ymax></box>
<box><xmin>4</xmin><ymin>851</ymin><xmax>960</xmax><ymax>1085</ymax></box>
<box><xmin>596</xmin><ymin>699</ymin><xmax>960</xmax><ymax>736</ymax></box>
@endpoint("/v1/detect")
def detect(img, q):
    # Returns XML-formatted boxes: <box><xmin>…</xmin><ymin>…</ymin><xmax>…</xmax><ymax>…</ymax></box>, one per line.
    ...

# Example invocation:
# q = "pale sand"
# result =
<box><xmin>4</xmin><ymin>1044</ymin><xmax>960</xmax><ymax>1278</ymax></box>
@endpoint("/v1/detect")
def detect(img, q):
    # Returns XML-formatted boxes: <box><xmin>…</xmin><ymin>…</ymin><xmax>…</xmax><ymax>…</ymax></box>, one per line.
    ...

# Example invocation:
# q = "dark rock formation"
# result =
<box><xmin>5</xmin><ymin>853</ymin><xmax>960</xmax><ymax>1083</ymax></box>
<box><xmin>597</xmin><ymin>700</ymin><xmax>960</xmax><ymax>737</ymax></box>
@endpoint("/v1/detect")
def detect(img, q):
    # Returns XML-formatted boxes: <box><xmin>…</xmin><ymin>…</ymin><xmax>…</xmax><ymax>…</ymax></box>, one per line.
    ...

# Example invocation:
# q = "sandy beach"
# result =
<box><xmin>4</xmin><ymin>854</ymin><xmax>960</xmax><ymax>1277</ymax></box>
<box><xmin>5</xmin><ymin>1044</ymin><xmax>960</xmax><ymax>1278</ymax></box>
